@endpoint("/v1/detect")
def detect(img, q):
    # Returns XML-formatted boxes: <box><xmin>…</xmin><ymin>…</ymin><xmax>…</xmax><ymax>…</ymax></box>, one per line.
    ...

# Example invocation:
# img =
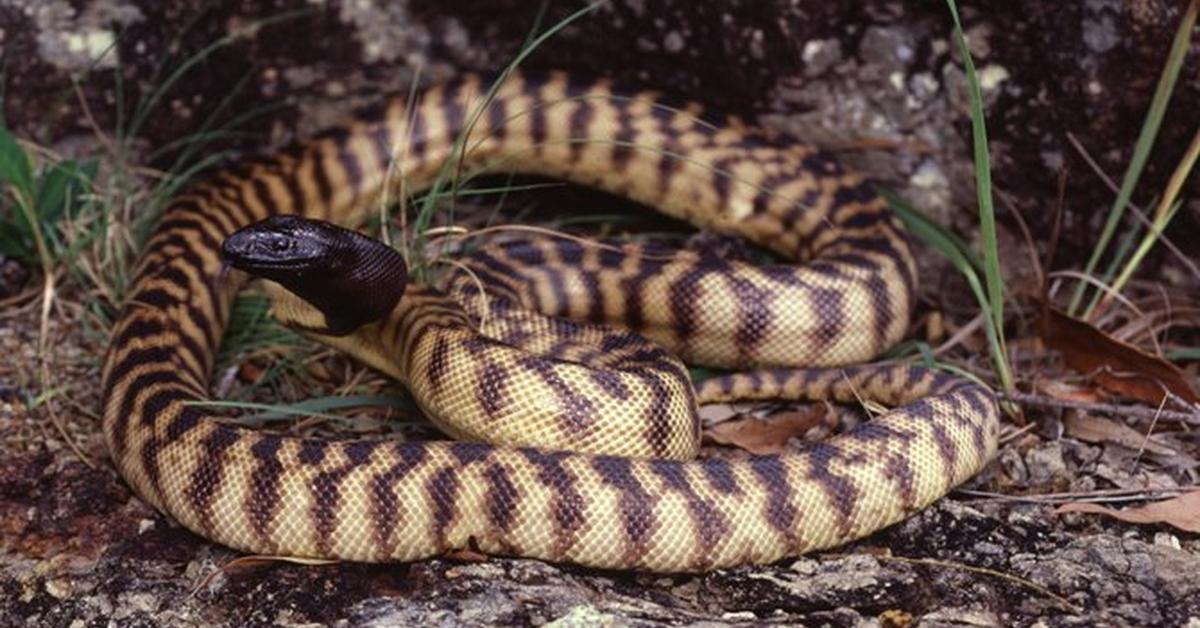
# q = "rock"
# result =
<box><xmin>1024</xmin><ymin>441</ymin><xmax>1070</xmax><ymax>487</ymax></box>
<box><xmin>918</xmin><ymin>607</ymin><xmax>1004</xmax><ymax>627</ymax></box>
<box><xmin>1012</xmin><ymin>535</ymin><xmax>1200</xmax><ymax>625</ymax></box>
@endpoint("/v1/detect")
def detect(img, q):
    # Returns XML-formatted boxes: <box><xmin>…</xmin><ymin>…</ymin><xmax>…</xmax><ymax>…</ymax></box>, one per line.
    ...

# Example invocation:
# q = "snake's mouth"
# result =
<box><xmin>223</xmin><ymin>215</ymin><xmax>332</xmax><ymax>274</ymax></box>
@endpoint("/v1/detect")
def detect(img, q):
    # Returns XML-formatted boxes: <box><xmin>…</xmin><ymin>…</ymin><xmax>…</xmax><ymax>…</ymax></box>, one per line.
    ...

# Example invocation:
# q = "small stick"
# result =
<box><xmin>958</xmin><ymin>486</ymin><xmax>1192</xmax><ymax>504</ymax></box>
<box><xmin>1131</xmin><ymin>395</ymin><xmax>1170</xmax><ymax>470</ymax></box>
<box><xmin>1000</xmin><ymin>390</ymin><xmax>1199</xmax><ymax>424</ymax></box>
<box><xmin>867</xmin><ymin>554</ymin><xmax>1080</xmax><ymax>613</ymax></box>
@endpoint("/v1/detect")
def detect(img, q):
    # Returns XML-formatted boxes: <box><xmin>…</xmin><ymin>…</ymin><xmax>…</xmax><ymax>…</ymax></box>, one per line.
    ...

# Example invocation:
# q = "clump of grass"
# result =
<box><xmin>0</xmin><ymin>131</ymin><xmax>98</xmax><ymax>265</ymax></box>
<box><xmin>90</xmin><ymin>10</ymin><xmax>307</xmax><ymax>303</ymax></box>
<box><xmin>0</xmin><ymin>10</ymin><xmax>320</xmax><ymax>436</ymax></box>
<box><xmin>892</xmin><ymin>1</ymin><xmax>1198</xmax><ymax>418</ymax></box>
<box><xmin>1067</xmin><ymin>1</ymin><xmax>1198</xmax><ymax>319</ymax></box>
<box><xmin>1107</xmin><ymin>130</ymin><xmax>1198</xmax><ymax>300</ymax></box>
<box><xmin>216</xmin><ymin>294</ymin><xmax>305</xmax><ymax>370</ymax></box>
<box><xmin>0</xmin><ymin>9</ymin><xmax>310</xmax><ymax>333</ymax></box>
<box><xmin>0</xmin><ymin>123</ymin><xmax>100</xmax><ymax>354</ymax></box>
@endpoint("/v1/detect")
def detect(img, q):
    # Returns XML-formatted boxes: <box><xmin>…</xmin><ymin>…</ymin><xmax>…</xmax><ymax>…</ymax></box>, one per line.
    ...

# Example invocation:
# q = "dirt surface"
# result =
<box><xmin>2</xmin><ymin>1</ymin><xmax>1200</xmax><ymax>626</ymax></box>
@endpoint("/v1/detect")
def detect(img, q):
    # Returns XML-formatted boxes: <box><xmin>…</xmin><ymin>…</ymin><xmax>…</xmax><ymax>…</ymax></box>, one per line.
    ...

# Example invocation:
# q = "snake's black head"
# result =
<box><xmin>223</xmin><ymin>215</ymin><xmax>331</xmax><ymax>273</ymax></box>
<box><xmin>223</xmin><ymin>216</ymin><xmax>408</xmax><ymax>335</ymax></box>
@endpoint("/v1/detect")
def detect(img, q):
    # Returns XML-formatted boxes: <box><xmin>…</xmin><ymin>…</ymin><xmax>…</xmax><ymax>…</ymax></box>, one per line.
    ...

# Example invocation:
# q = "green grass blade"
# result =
<box><xmin>125</xmin><ymin>9</ymin><xmax>311</xmax><ymax>142</ymax></box>
<box><xmin>1108</xmin><ymin>126</ymin><xmax>1198</xmax><ymax>296</ymax></box>
<box><xmin>155</xmin><ymin>69</ymin><xmax>281</xmax><ymax>174</ymax></box>
<box><xmin>34</xmin><ymin>159</ymin><xmax>97</xmax><ymax>225</ymax></box>
<box><xmin>881</xmin><ymin>188</ymin><xmax>983</xmax><ymax>270</ymax></box>
<box><xmin>880</xmin><ymin>339</ymin><xmax>932</xmax><ymax>361</ymax></box>
<box><xmin>416</xmin><ymin>181</ymin><xmax>565</xmax><ymax>203</ymax></box>
<box><xmin>187</xmin><ymin>395</ymin><xmax>418</xmax><ymax>425</ymax></box>
<box><xmin>0</xmin><ymin>222</ymin><xmax>27</xmax><ymax>257</ymax></box>
<box><xmin>0</xmin><ymin>124</ymin><xmax>33</xmax><ymax>203</ymax></box>
<box><xmin>945</xmin><ymin>0</ymin><xmax>1013</xmax><ymax>401</ymax></box>
<box><xmin>889</xmin><ymin>190</ymin><xmax>1012</xmax><ymax>394</ymax></box>
<box><xmin>1166</xmin><ymin>348</ymin><xmax>1200</xmax><ymax>362</ymax></box>
<box><xmin>216</xmin><ymin>294</ymin><xmax>304</xmax><ymax>367</ymax></box>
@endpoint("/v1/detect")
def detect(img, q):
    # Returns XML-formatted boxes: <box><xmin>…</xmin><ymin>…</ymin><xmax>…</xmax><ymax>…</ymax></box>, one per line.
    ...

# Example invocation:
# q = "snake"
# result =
<box><xmin>101</xmin><ymin>71</ymin><xmax>1000</xmax><ymax>572</ymax></box>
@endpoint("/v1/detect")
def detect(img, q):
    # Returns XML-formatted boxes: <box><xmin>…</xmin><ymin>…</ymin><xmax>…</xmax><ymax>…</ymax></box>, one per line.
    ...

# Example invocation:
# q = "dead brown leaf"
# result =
<box><xmin>1038</xmin><ymin>379</ymin><xmax>1104</xmax><ymax>403</ymax></box>
<box><xmin>1040</xmin><ymin>308</ymin><xmax>1200</xmax><ymax>405</ymax></box>
<box><xmin>1063</xmin><ymin>413</ymin><xmax>1177</xmax><ymax>457</ymax></box>
<box><xmin>237</xmin><ymin>361</ymin><xmax>265</xmax><ymax>384</ymax></box>
<box><xmin>1057</xmin><ymin>490</ymin><xmax>1200</xmax><ymax>534</ymax></box>
<box><xmin>703</xmin><ymin>407</ymin><xmax>826</xmax><ymax>454</ymax></box>
<box><xmin>443</xmin><ymin>547</ymin><xmax>490</xmax><ymax>565</ymax></box>
<box><xmin>189</xmin><ymin>554</ymin><xmax>340</xmax><ymax>595</ymax></box>
<box><xmin>221</xmin><ymin>554</ymin><xmax>338</xmax><ymax>574</ymax></box>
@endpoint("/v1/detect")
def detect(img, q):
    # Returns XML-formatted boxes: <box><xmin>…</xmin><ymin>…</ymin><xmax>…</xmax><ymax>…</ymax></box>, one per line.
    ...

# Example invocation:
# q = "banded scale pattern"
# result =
<box><xmin>102</xmin><ymin>71</ymin><xmax>999</xmax><ymax>572</ymax></box>
<box><xmin>263</xmin><ymin>278</ymin><xmax>700</xmax><ymax>460</ymax></box>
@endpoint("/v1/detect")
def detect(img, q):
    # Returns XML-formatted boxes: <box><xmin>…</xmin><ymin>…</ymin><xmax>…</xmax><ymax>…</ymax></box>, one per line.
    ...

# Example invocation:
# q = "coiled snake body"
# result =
<box><xmin>102</xmin><ymin>72</ymin><xmax>999</xmax><ymax>572</ymax></box>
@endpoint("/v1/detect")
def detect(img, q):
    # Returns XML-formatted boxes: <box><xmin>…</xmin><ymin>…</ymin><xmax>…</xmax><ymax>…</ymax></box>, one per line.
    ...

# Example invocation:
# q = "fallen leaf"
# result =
<box><xmin>189</xmin><ymin>554</ymin><xmax>339</xmax><ymax>595</ymax></box>
<box><xmin>443</xmin><ymin>547</ymin><xmax>489</xmax><ymax>565</ymax></box>
<box><xmin>1056</xmin><ymin>490</ymin><xmax>1200</xmax><ymax>534</ymax></box>
<box><xmin>703</xmin><ymin>407</ymin><xmax>827</xmax><ymax>454</ymax></box>
<box><xmin>1038</xmin><ymin>379</ymin><xmax>1104</xmax><ymax>403</ymax></box>
<box><xmin>697</xmin><ymin>403</ymin><xmax>742</xmax><ymax>425</ymax></box>
<box><xmin>1040</xmin><ymin>307</ymin><xmax>1200</xmax><ymax>405</ymax></box>
<box><xmin>237</xmin><ymin>361</ymin><xmax>265</xmax><ymax>384</ymax></box>
<box><xmin>1063</xmin><ymin>413</ymin><xmax>1177</xmax><ymax>457</ymax></box>
<box><xmin>306</xmin><ymin>361</ymin><xmax>332</xmax><ymax>381</ymax></box>
<box><xmin>222</xmin><ymin>554</ymin><xmax>338</xmax><ymax>573</ymax></box>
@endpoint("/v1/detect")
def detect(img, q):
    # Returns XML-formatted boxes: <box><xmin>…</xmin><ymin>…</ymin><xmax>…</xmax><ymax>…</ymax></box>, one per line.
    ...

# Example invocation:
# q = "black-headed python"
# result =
<box><xmin>101</xmin><ymin>72</ymin><xmax>999</xmax><ymax>572</ymax></box>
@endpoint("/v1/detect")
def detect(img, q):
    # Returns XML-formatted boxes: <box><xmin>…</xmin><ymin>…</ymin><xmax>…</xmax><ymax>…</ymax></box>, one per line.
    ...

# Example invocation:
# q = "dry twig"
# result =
<box><xmin>1001</xmin><ymin>391</ymin><xmax>1199</xmax><ymax>424</ymax></box>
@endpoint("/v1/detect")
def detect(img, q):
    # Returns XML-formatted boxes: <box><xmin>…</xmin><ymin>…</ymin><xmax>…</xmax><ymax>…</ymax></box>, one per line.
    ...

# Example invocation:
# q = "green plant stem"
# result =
<box><xmin>1107</xmin><ymin>127</ymin><xmax>1200</xmax><ymax>302</ymax></box>
<box><xmin>944</xmin><ymin>0</ymin><xmax>1015</xmax><ymax>406</ymax></box>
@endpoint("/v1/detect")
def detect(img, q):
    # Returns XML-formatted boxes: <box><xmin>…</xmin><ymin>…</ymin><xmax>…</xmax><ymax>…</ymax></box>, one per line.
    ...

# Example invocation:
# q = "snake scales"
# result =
<box><xmin>101</xmin><ymin>72</ymin><xmax>999</xmax><ymax>572</ymax></box>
